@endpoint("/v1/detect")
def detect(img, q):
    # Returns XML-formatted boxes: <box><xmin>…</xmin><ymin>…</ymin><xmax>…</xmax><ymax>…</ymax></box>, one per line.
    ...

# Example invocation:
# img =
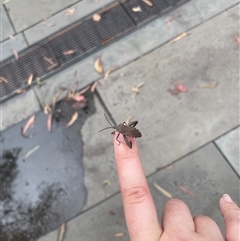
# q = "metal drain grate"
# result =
<box><xmin>1</xmin><ymin>0</ymin><xmax>190</xmax><ymax>102</ymax></box>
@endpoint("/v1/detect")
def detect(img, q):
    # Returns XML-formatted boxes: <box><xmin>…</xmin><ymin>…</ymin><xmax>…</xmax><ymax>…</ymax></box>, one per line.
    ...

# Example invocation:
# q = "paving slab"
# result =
<box><xmin>1</xmin><ymin>33</ymin><xmax>28</xmax><ymax>61</ymax></box>
<box><xmin>215</xmin><ymin>127</ymin><xmax>240</xmax><ymax>176</ymax></box>
<box><xmin>24</xmin><ymin>0</ymin><xmax>116</xmax><ymax>45</ymax></box>
<box><xmin>38</xmin><ymin>143</ymin><xmax>240</xmax><ymax>241</ymax></box>
<box><xmin>5</xmin><ymin>0</ymin><xmax>81</xmax><ymax>32</ymax></box>
<box><xmin>0</xmin><ymin>4</ymin><xmax>14</xmax><ymax>42</ymax></box>
<box><xmin>97</xmin><ymin>4</ymin><xmax>240</xmax><ymax>175</ymax></box>
<box><xmin>1</xmin><ymin>89</ymin><xmax>40</xmax><ymax>131</ymax></box>
<box><xmin>34</xmin><ymin>0</ymin><xmax>239</xmax><ymax>106</ymax></box>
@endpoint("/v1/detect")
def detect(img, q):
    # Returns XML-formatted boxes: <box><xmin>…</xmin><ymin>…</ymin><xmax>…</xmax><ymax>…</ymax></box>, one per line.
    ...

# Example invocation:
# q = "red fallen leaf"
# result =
<box><xmin>175</xmin><ymin>183</ymin><xmax>197</xmax><ymax>197</ymax></box>
<box><xmin>73</xmin><ymin>94</ymin><xmax>85</xmax><ymax>102</ymax></box>
<box><xmin>177</xmin><ymin>84</ymin><xmax>188</xmax><ymax>92</ymax></box>
<box><xmin>22</xmin><ymin>115</ymin><xmax>35</xmax><ymax>135</ymax></box>
<box><xmin>47</xmin><ymin>113</ymin><xmax>52</xmax><ymax>132</ymax></box>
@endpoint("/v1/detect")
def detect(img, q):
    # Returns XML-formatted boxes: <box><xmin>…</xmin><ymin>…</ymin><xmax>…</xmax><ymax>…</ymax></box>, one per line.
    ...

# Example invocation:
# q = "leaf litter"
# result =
<box><xmin>66</xmin><ymin>112</ymin><xmax>78</xmax><ymax>127</ymax></box>
<box><xmin>21</xmin><ymin>115</ymin><xmax>36</xmax><ymax>138</ymax></box>
<box><xmin>199</xmin><ymin>82</ymin><xmax>218</xmax><ymax>89</ymax></box>
<box><xmin>114</xmin><ymin>233</ymin><xmax>125</xmax><ymax>237</ymax></box>
<box><xmin>65</xmin><ymin>6</ymin><xmax>76</xmax><ymax>16</ymax></box>
<box><xmin>0</xmin><ymin>76</ymin><xmax>9</xmax><ymax>84</ymax></box>
<box><xmin>167</xmin><ymin>13</ymin><xmax>181</xmax><ymax>28</ymax></box>
<box><xmin>168</xmin><ymin>81</ymin><xmax>188</xmax><ymax>95</ymax></box>
<box><xmin>92</xmin><ymin>13</ymin><xmax>101</xmax><ymax>22</ymax></box>
<box><xmin>43</xmin><ymin>57</ymin><xmax>58</xmax><ymax>70</ymax></box>
<box><xmin>91</xmin><ymin>81</ymin><xmax>98</xmax><ymax>92</ymax></box>
<box><xmin>131</xmin><ymin>81</ymin><xmax>145</xmax><ymax>97</ymax></box>
<box><xmin>142</xmin><ymin>0</ymin><xmax>153</xmax><ymax>7</ymax></box>
<box><xmin>169</xmin><ymin>32</ymin><xmax>189</xmax><ymax>44</ymax></box>
<box><xmin>94</xmin><ymin>56</ymin><xmax>104</xmax><ymax>74</ymax></box>
<box><xmin>25</xmin><ymin>145</ymin><xmax>40</xmax><ymax>159</ymax></box>
<box><xmin>13</xmin><ymin>49</ymin><xmax>19</xmax><ymax>60</ymax></box>
<box><xmin>235</xmin><ymin>36</ymin><xmax>240</xmax><ymax>45</ymax></box>
<box><xmin>132</xmin><ymin>6</ymin><xmax>142</xmax><ymax>12</ymax></box>
<box><xmin>175</xmin><ymin>182</ymin><xmax>197</xmax><ymax>197</ymax></box>
<box><xmin>28</xmin><ymin>74</ymin><xmax>33</xmax><ymax>85</ymax></box>
<box><xmin>103</xmin><ymin>180</ymin><xmax>111</xmax><ymax>186</ymax></box>
<box><xmin>42</xmin><ymin>20</ymin><xmax>55</xmax><ymax>27</ymax></box>
<box><xmin>104</xmin><ymin>66</ymin><xmax>117</xmax><ymax>81</ymax></box>
<box><xmin>9</xmin><ymin>35</ymin><xmax>16</xmax><ymax>41</ymax></box>
<box><xmin>153</xmin><ymin>182</ymin><xmax>173</xmax><ymax>198</ymax></box>
<box><xmin>58</xmin><ymin>222</ymin><xmax>66</xmax><ymax>241</ymax></box>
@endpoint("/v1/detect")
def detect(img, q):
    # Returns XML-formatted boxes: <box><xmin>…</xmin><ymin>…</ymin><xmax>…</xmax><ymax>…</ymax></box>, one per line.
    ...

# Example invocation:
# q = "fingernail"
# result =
<box><xmin>223</xmin><ymin>194</ymin><xmax>233</xmax><ymax>203</ymax></box>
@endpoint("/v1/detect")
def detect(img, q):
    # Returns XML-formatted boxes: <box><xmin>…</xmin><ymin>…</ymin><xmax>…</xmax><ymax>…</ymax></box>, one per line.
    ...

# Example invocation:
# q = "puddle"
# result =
<box><xmin>0</xmin><ymin>91</ymin><xmax>96</xmax><ymax>241</ymax></box>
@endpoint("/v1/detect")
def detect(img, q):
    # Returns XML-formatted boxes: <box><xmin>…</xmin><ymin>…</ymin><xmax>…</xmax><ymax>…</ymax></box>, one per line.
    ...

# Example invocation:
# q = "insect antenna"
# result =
<box><xmin>98</xmin><ymin>112</ymin><xmax>115</xmax><ymax>133</ymax></box>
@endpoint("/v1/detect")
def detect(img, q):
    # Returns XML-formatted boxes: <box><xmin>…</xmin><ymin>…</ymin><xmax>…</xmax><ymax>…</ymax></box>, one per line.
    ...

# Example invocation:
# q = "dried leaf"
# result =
<box><xmin>94</xmin><ymin>56</ymin><xmax>104</xmax><ymax>74</ymax></box>
<box><xmin>35</xmin><ymin>77</ymin><xmax>45</xmax><ymax>86</ymax></box>
<box><xmin>42</xmin><ymin>20</ymin><xmax>55</xmax><ymax>27</ymax></box>
<box><xmin>125</xmin><ymin>116</ymin><xmax>132</xmax><ymax>125</ymax></box>
<box><xmin>43</xmin><ymin>103</ymin><xmax>51</xmax><ymax>114</ymax></box>
<box><xmin>235</xmin><ymin>36</ymin><xmax>240</xmax><ymax>45</ymax></box>
<box><xmin>114</xmin><ymin>233</ymin><xmax>125</xmax><ymax>237</ymax></box>
<box><xmin>165</xmin><ymin>164</ymin><xmax>173</xmax><ymax>170</ymax></box>
<box><xmin>65</xmin><ymin>6</ymin><xmax>76</xmax><ymax>16</ymax></box>
<box><xmin>63</xmin><ymin>50</ymin><xmax>75</xmax><ymax>55</ymax></box>
<box><xmin>9</xmin><ymin>35</ymin><xmax>16</xmax><ymax>41</ymax></box>
<box><xmin>22</xmin><ymin>115</ymin><xmax>36</xmax><ymax>135</ymax></box>
<box><xmin>47</xmin><ymin>113</ymin><xmax>52</xmax><ymax>132</ymax></box>
<box><xmin>28</xmin><ymin>74</ymin><xmax>33</xmax><ymax>85</ymax></box>
<box><xmin>58</xmin><ymin>222</ymin><xmax>66</xmax><ymax>241</ymax></box>
<box><xmin>91</xmin><ymin>82</ymin><xmax>98</xmax><ymax>92</ymax></box>
<box><xmin>132</xmin><ymin>87</ymin><xmax>140</xmax><ymax>94</ymax></box>
<box><xmin>104</xmin><ymin>66</ymin><xmax>117</xmax><ymax>81</ymax></box>
<box><xmin>119</xmin><ymin>73</ymin><xmax>125</xmax><ymax>77</ymax></box>
<box><xmin>170</xmin><ymin>32</ymin><xmax>189</xmax><ymax>44</ymax></box>
<box><xmin>47</xmin><ymin>63</ymin><xmax>58</xmax><ymax>70</ymax></box>
<box><xmin>76</xmin><ymin>85</ymin><xmax>90</xmax><ymax>95</ymax></box>
<box><xmin>44</xmin><ymin>56</ymin><xmax>55</xmax><ymax>65</ymax></box>
<box><xmin>142</xmin><ymin>0</ymin><xmax>153</xmax><ymax>7</ymax></box>
<box><xmin>199</xmin><ymin>82</ymin><xmax>218</xmax><ymax>89</ymax></box>
<box><xmin>137</xmin><ymin>81</ymin><xmax>145</xmax><ymax>88</ymax></box>
<box><xmin>16</xmin><ymin>89</ymin><xmax>26</xmax><ymax>94</ymax></box>
<box><xmin>52</xmin><ymin>88</ymin><xmax>66</xmax><ymax>106</ymax></box>
<box><xmin>132</xmin><ymin>6</ymin><xmax>142</xmax><ymax>12</ymax></box>
<box><xmin>25</xmin><ymin>145</ymin><xmax>40</xmax><ymax>159</ymax></box>
<box><xmin>103</xmin><ymin>180</ymin><xmax>111</xmax><ymax>186</ymax></box>
<box><xmin>92</xmin><ymin>13</ymin><xmax>101</xmax><ymax>22</ymax></box>
<box><xmin>167</xmin><ymin>13</ymin><xmax>181</xmax><ymax>28</ymax></box>
<box><xmin>0</xmin><ymin>76</ymin><xmax>9</xmax><ymax>84</ymax></box>
<box><xmin>13</xmin><ymin>49</ymin><xmax>19</xmax><ymax>60</ymax></box>
<box><xmin>153</xmin><ymin>182</ymin><xmax>173</xmax><ymax>198</ymax></box>
<box><xmin>66</xmin><ymin>112</ymin><xmax>78</xmax><ymax>127</ymax></box>
<box><xmin>177</xmin><ymin>84</ymin><xmax>188</xmax><ymax>93</ymax></box>
<box><xmin>175</xmin><ymin>183</ymin><xmax>197</xmax><ymax>197</ymax></box>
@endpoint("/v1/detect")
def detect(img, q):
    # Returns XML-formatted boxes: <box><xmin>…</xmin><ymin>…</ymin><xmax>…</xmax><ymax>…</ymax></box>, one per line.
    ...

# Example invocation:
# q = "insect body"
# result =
<box><xmin>98</xmin><ymin>113</ymin><xmax>142</xmax><ymax>149</ymax></box>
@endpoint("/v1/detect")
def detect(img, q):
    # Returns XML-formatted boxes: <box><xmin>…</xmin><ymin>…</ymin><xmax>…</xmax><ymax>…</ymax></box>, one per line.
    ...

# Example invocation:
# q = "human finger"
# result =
<box><xmin>219</xmin><ymin>194</ymin><xmax>240</xmax><ymax>241</ymax></box>
<box><xmin>114</xmin><ymin>134</ymin><xmax>161</xmax><ymax>241</ymax></box>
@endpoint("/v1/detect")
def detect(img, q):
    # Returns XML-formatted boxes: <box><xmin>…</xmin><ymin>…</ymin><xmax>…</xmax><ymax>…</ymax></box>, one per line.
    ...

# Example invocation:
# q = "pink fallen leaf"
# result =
<box><xmin>13</xmin><ymin>49</ymin><xmax>19</xmax><ymax>60</ymax></box>
<box><xmin>0</xmin><ymin>76</ymin><xmax>9</xmax><ymax>84</ymax></box>
<box><xmin>175</xmin><ymin>183</ymin><xmax>197</xmax><ymax>197</ymax></box>
<box><xmin>22</xmin><ymin>115</ymin><xmax>35</xmax><ymax>135</ymax></box>
<box><xmin>28</xmin><ymin>74</ymin><xmax>33</xmax><ymax>85</ymax></box>
<box><xmin>177</xmin><ymin>84</ymin><xmax>188</xmax><ymax>93</ymax></box>
<box><xmin>47</xmin><ymin>113</ymin><xmax>52</xmax><ymax>132</ymax></box>
<box><xmin>73</xmin><ymin>94</ymin><xmax>85</xmax><ymax>102</ymax></box>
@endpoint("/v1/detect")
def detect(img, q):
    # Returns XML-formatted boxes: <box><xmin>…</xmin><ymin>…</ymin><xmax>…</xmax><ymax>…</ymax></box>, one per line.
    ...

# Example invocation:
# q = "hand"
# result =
<box><xmin>113</xmin><ymin>135</ymin><xmax>239</xmax><ymax>241</ymax></box>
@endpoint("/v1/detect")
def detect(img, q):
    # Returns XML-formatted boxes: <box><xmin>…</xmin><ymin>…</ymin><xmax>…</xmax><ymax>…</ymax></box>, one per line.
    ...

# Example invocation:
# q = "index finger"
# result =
<box><xmin>114</xmin><ymin>133</ymin><xmax>162</xmax><ymax>241</ymax></box>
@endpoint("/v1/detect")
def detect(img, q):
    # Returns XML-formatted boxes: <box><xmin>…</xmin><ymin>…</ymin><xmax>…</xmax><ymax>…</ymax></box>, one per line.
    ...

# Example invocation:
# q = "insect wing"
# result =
<box><xmin>124</xmin><ymin>126</ymin><xmax>142</xmax><ymax>138</ymax></box>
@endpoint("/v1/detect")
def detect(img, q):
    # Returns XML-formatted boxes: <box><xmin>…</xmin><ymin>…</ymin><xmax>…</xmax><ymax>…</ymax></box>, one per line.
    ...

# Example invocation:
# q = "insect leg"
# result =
<box><xmin>111</xmin><ymin>131</ymin><xmax>116</xmax><ymax>135</ymax></box>
<box><xmin>116</xmin><ymin>133</ymin><xmax>121</xmax><ymax>146</ymax></box>
<box><xmin>128</xmin><ymin>121</ymin><xmax>138</xmax><ymax>128</ymax></box>
<box><xmin>123</xmin><ymin>135</ymin><xmax>132</xmax><ymax>149</ymax></box>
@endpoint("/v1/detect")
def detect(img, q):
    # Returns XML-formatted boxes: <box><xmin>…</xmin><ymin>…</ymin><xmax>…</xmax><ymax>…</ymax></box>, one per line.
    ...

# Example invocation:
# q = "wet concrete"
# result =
<box><xmin>0</xmin><ymin>91</ymin><xmax>96</xmax><ymax>241</ymax></box>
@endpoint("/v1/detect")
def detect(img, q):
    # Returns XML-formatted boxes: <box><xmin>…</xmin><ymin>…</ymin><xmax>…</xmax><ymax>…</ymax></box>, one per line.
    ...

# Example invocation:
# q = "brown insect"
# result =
<box><xmin>98</xmin><ymin>113</ymin><xmax>142</xmax><ymax>149</ymax></box>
